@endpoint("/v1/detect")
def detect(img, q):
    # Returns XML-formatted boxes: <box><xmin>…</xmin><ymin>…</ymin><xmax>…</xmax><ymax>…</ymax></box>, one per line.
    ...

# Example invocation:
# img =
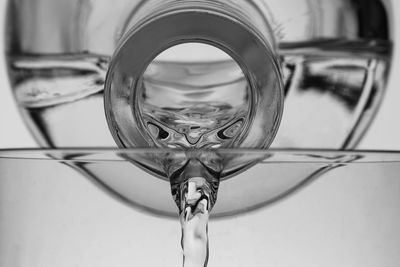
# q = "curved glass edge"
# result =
<box><xmin>1</xmin><ymin>148</ymin><xmax>400</xmax><ymax>163</ymax></box>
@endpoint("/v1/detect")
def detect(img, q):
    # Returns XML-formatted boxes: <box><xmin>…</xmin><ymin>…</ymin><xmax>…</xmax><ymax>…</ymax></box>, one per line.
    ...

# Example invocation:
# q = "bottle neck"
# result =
<box><xmin>105</xmin><ymin>0</ymin><xmax>283</xmax><ymax>149</ymax></box>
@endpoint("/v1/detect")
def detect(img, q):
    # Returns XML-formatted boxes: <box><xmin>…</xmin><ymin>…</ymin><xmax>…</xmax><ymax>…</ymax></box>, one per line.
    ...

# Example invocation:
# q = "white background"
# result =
<box><xmin>0</xmin><ymin>0</ymin><xmax>399</xmax><ymax>149</ymax></box>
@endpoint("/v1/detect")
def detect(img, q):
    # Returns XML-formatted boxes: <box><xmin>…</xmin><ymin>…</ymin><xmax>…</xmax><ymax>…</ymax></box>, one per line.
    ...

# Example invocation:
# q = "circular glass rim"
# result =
<box><xmin>1</xmin><ymin>148</ymin><xmax>400</xmax><ymax>163</ymax></box>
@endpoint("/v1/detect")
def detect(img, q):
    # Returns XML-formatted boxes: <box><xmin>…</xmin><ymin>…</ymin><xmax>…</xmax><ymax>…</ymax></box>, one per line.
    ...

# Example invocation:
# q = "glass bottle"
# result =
<box><xmin>6</xmin><ymin>0</ymin><xmax>393</xmax><ymax>149</ymax></box>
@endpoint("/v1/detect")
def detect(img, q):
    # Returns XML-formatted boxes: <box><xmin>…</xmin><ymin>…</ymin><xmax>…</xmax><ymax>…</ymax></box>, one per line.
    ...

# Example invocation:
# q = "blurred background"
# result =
<box><xmin>0</xmin><ymin>0</ymin><xmax>398</xmax><ymax>150</ymax></box>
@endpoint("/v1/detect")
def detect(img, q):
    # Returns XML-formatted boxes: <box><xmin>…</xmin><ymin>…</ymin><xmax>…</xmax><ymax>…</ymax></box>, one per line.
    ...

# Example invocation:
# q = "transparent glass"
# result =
<box><xmin>3</xmin><ymin>1</ymin><xmax>397</xmax><ymax>266</ymax></box>
<box><xmin>104</xmin><ymin>3</ymin><xmax>284</xmax><ymax>149</ymax></box>
<box><xmin>1</xmin><ymin>149</ymin><xmax>400</xmax><ymax>266</ymax></box>
<box><xmin>6</xmin><ymin>0</ymin><xmax>393</xmax><ymax>149</ymax></box>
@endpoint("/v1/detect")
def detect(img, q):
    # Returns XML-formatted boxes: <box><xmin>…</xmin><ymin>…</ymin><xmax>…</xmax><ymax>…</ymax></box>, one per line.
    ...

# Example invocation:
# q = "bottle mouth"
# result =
<box><xmin>104</xmin><ymin>8</ymin><xmax>284</xmax><ymax>150</ymax></box>
<box><xmin>137</xmin><ymin>43</ymin><xmax>253</xmax><ymax>149</ymax></box>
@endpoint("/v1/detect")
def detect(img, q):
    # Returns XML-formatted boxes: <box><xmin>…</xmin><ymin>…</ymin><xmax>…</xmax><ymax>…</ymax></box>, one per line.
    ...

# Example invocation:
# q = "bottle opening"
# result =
<box><xmin>139</xmin><ymin>43</ymin><xmax>251</xmax><ymax>148</ymax></box>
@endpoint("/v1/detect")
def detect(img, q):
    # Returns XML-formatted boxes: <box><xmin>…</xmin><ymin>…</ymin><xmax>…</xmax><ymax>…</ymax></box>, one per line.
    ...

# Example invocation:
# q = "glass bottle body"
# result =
<box><xmin>6</xmin><ymin>0</ymin><xmax>393</xmax><ymax>149</ymax></box>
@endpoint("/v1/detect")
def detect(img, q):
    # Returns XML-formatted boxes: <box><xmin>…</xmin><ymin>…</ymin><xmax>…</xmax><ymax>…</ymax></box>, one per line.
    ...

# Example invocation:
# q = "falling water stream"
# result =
<box><xmin>179</xmin><ymin>177</ymin><xmax>211</xmax><ymax>267</ymax></box>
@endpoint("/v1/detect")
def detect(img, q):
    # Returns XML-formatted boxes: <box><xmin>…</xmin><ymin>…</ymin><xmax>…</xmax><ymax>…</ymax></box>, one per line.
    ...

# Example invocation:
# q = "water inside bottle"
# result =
<box><xmin>9</xmin><ymin>39</ymin><xmax>390</xmax><ymax>148</ymax></box>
